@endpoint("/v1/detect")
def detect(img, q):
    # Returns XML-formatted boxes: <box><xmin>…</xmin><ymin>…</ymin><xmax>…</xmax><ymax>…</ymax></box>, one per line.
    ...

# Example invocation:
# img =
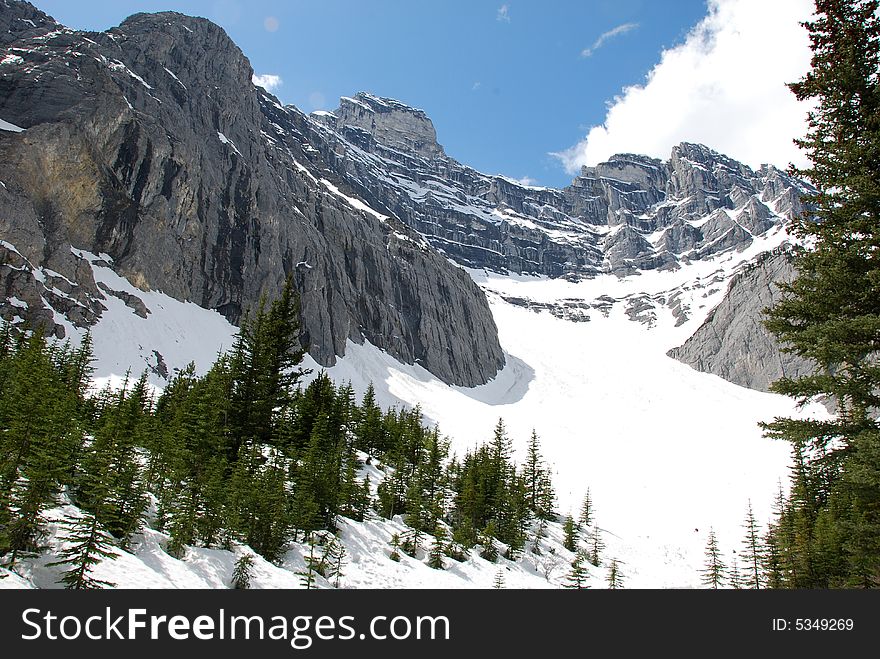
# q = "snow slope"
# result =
<box><xmin>305</xmin><ymin>228</ymin><xmax>824</xmax><ymax>587</ymax></box>
<box><xmin>1</xmin><ymin>460</ymin><xmax>606</xmax><ymax>590</ymax></box>
<box><xmin>5</xmin><ymin>231</ymin><xmax>824</xmax><ymax>587</ymax></box>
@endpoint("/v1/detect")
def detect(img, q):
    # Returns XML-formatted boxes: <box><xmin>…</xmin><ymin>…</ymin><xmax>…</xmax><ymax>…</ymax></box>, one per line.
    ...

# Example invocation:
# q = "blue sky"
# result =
<box><xmin>32</xmin><ymin>1</ymin><xmax>813</xmax><ymax>188</ymax></box>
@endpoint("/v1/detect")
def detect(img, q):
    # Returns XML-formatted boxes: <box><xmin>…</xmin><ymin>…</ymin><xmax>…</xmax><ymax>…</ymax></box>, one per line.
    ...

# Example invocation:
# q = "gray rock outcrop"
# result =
<box><xmin>667</xmin><ymin>247</ymin><xmax>816</xmax><ymax>391</ymax></box>
<box><xmin>0</xmin><ymin>3</ymin><xmax>504</xmax><ymax>386</ymax></box>
<box><xmin>308</xmin><ymin>99</ymin><xmax>812</xmax><ymax>278</ymax></box>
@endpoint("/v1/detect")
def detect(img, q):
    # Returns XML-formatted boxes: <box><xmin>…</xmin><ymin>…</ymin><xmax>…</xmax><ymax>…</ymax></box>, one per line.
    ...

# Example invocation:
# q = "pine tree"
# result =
<box><xmin>298</xmin><ymin>534</ymin><xmax>319</xmax><ymax>589</ymax></box>
<box><xmin>0</xmin><ymin>331</ymin><xmax>80</xmax><ymax>564</ymax></box>
<box><xmin>565</xmin><ymin>553</ymin><xmax>590</xmax><ymax>589</ymax></box>
<box><xmin>388</xmin><ymin>533</ymin><xmax>401</xmax><ymax>562</ymax></box>
<box><xmin>493</xmin><ymin>570</ymin><xmax>505</xmax><ymax>589</ymax></box>
<box><xmin>606</xmin><ymin>559</ymin><xmax>623</xmax><ymax>589</ymax></box>
<box><xmin>762</xmin><ymin>483</ymin><xmax>790</xmax><ymax>588</ymax></box>
<box><xmin>80</xmin><ymin>374</ymin><xmax>149</xmax><ymax>545</ymax></box>
<box><xmin>355</xmin><ymin>384</ymin><xmax>385</xmax><ymax>457</ymax></box>
<box><xmin>400</xmin><ymin>527</ymin><xmax>421</xmax><ymax>558</ymax></box>
<box><xmin>588</xmin><ymin>525</ymin><xmax>604</xmax><ymax>567</ymax></box>
<box><xmin>47</xmin><ymin>513</ymin><xmax>118</xmax><ymax>589</ymax></box>
<box><xmin>761</xmin><ymin>0</ymin><xmax>880</xmax><ymax>588</ymax></box>
<box><xmin>321</xmin><ymin>535</ymin><xmax>346</xmax><ymax>588</ymax></box>
<box><xmin>700</xmin><ymin>529</ymin><xmax>726</xmax><ymax>589</ymax></box>
<box><xmin>729</xmin><ymin>556</ymin><xmax>742</xmax><ymax>590</ymax></box>
<box><xmin>231</xmin><ymin>552</ymin><xmax>255</xmax><ymax>589</ymax></box>
<box><xmin>427</xmin><ymin>525</ymin><xmax>446</xmax><ymax>570</ymax></box>
<box><xmin>531</xmin><ymin>517</ymin><xmax>547</xmax><ymax>555</ymax></box>
<box><xmin>741</xmin><ymin>501</ymin><xmax>764</xmax><ymax>589</ymax></box>
<box><xmin>563</xmin><ymin>515</ymin><xmax>578</xmax><ymax>552</ymax></box>
<box><xmin>523</xmin><ymin>430</ymin><xmax>554</xmax><ymax>518</ymax></box>
<box><xmin>229</xmin><ymin>278</ymin><xmax>307</xmax><ymax>455</ymax></box>
<box><xmin>579</xmin><ymin>489</ymin><xmax>593</xmax><ymax>529</ymax></box>
<box><xmin>479</xmin><ymin>522</ymin><xmax>498</xmax><ymax>562</ymax></box>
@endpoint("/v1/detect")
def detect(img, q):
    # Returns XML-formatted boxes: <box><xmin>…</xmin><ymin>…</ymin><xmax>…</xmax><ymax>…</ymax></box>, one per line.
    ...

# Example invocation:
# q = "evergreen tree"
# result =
<box><xmin>47</xmin><ymin>513</ymin><xmax>118</xmax><ymax>589</ymax></box>
<box><xmin>231</xmin><ymin>552</ymin><xmax>255</xmax><ymax>589</ymax></box>
<box><xmin>298</xmin><ymin>534</ymin><xmax>319</xmax><ymax>589</ymax></box>
<box><xmin>321</xmin><ymin>535</ymin><xmax>346</xmax><ymax>588</ymax></box>
<box><xmin>700</xmin><ymin>529</ymin><xmax>726</xmax><ymax>589</ymax></box>
<box><xmin>479</xmin><ymin>523</ymin><xmax>498</xmax><ymax>562</ymax></box>
<box><xmin>563</xmin><ymin>515</ymin><xmax>578</xmax><ymax>552</ymax></box>
<box><xmin>523</xmin><ymin>430</ymin><xmax>554</xmax><ymax>518</ymax></box>
<box><xmin>79</xmin><ymin>374</ymin><xmax>150</xmax><ymax>545</ymax></box>
<box><xmin>741</xmin><ymin>501</ymin><xmax>764</xmax><ymax>589</ymax></box>
<box><xmin>531</xmin><ymin>517</ymin><xmax>547</xmax><ymax>555</ymax></box>
<box><xmin>493</xmin><ymin>570</ymin><xmax>505</xmax><ymax>589</ymax></box>
<box><xmin>229</xmin><ymin>278</ymin><xmax>307</xmax><ymax>456</ymax></box>
<box><xmin>588</xmin><ymin>525</ymin><xmax>604</xmax><ymax>567</ymax></box>
<box><xmin>427</xmin><ymin>525</ymin><xmax>446</xmax><ymax>570</ymax></box>
<box><xmin>565</xmin><ymin>553</ymin><xmax>590</xmax><ymax>589</ymax></box>
<box><xmin>606</xmin><ymin>559</ymin><xmax>623</xmax><ymax>589</ymax></box>
<box><xmin>761</xmin><ymin>0</ymin><xmax>880</xmax><ymax>588</ymax></box>
<box><xmin>0</xmin><ymin>330</ymin><xmax>82</xmax><ymax>564</ymax></box>
<box><xmin>400</xmin><ymin>527</ymin><xmax>421</xmax><ymax>558</ymax></box>
<box><xmin>355</xmin><ymin>384</ymin><xmax>385</xmax><ymax>457</ymax></box>
<box><xmin>579</xmin><ymin>489</ymin><xmax>593</xmax><ymax>529</ymax></box>
<box><xmin>729</xmin><ymin>556</ymin><xmax>742</xmax><ymax>590</ymax></box>
<box><xmin>388</xmin><ymin>533</ymin><xmax>401</xmax><ymax>562</ymax></box>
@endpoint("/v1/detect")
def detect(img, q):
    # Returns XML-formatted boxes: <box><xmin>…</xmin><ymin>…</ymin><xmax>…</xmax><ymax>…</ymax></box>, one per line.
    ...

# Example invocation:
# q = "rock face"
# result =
<box><xmin>0</xmin><ymin>2</ymin><xmax>817</xmax><ymax>391</ymax></box>
<box><xmin>0</xmin><ymin>3</ymin><xmax>504</xmax><ymax>386</ymax></box>
<box><xmin>309</xmin><ymin>99</ymin><xmax>812</xmax><ymax>278</ymax></box>
<box><xmin>332</xmin><ymin>94</ymin><xmax>444</xmax><ymax>160</ymax></box>
<box><xmin>667</xmin><ymin>248</ymin><xmax>815</xmax><ymax>391</ymax></box>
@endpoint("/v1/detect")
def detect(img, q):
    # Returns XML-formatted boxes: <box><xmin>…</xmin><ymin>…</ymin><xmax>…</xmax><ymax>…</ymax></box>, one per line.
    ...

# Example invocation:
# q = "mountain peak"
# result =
<box><xmin>333</xmin><ymin>92</ymin><xmax>444</xmax><ymax>160</ymax></box>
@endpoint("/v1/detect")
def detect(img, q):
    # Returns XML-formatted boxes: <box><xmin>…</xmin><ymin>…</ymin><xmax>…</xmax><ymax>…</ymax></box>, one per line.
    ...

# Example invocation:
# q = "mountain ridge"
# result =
<box><xmin>0</xmin><ymin>2</ymin><xmax>810</xmax><ymax>393</ymax></box>
<box><xmin>0</xmin><ymin>2</ymin><xmax>503</xmax><ymax>387</ymax></box>
<box><xmin>305</xmin><ymin>90</ymin><xmax>811</xmax><ymax>280</ymax></box>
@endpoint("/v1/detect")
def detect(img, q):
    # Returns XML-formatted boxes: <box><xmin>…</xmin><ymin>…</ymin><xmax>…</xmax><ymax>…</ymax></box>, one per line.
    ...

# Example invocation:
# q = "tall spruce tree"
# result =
<box><xmin>229</xmin><ymin>277</ymin><xmax>307</xmax><ymax>455</ymax></box>
<box><xmin>523</xmin><ymin>430</ymin><xmax>554</xmax><ymax>518</ymax></box>
<box><xmin>589</xmin><ymin>525</ymin><xmax>604</xmax><ymax>567</ymax></box>
<box><xmin>741</xmin><ymin>501</ymin><xmax>764</xmax><ymax>589</ymax></box>
<box><xmin>700</xmin><ymin>528</ymin><xmax>726</xmax><ymax>589</ymax></box>
<box><xmin>606</xmin><ymin>559</ymin><xmax>623</xmax><ymax>589</ymax></box>
<box><xmin>579</xmin><ymin>489</ymin><xmax>593</xmax><ymax>529</ymax></box>
<box><xmin>762</xmin><ymin>0</ymin><xmax>880</xmax><ymax>588</ymax></box>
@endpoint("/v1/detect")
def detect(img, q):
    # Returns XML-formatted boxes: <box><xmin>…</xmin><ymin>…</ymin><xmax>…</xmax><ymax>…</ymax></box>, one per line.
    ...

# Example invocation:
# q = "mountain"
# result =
<box><xmin>0</xmin><ymin>1</ymin><xmax>815</xmax><ymax>392</ymax></box>
<box><xmin>0</xmin><ymin>2</ymin><xmax>829</xmax><ymax>588</ymax></box>
<box><xmin>0</xmin><ymin>1</ymin><xmax>502</xmax><ymax>387</ymax></box>
<box><xmin>668</xmin><ymin>247</ymin><xmax>816</xmax><ymax>391</ymax></box>
<box><xmin>307</xmin><ymin>92</ymin><xmax>810</xmax><ymax>278</ymax></box>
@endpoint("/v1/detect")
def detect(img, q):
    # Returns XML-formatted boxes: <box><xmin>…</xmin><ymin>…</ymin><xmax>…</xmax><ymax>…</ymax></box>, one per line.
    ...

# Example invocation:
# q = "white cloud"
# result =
<box><xmin>497</xmin><ymin>4</ymin><xmax>510</xmax><ymax>23</ymax></box>
<box><xmin>581</xmin><ymin>23</ymin><xmax>639</xmax><ymax>58</ymax></box>
<box><xmin>553</xmin><ymin>0</ymin><xmax>815</xmax><ymax>174</ymax></box>
<box><xmin>515</xmin><ymin>176</ymin><xmax>538</xmax><ymax>186</ymax></box>
<box><xmin>472</xmin><ymin>81</ymin><xmax>482</xmax><ymax>91</ymax></box>
<box><xmin>252</xmin><ymin>73</ymin><xmax>282</xmax><ymax>92</ymax></box>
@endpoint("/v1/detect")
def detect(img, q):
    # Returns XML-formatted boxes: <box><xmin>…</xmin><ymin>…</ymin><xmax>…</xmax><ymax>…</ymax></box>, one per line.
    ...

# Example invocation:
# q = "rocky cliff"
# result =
<box><xmin>667</xmin><ymin>247</ymin><xmax>815</xmax><ymax>391</ymax></box>
<box><xmin>308</xmin><ymin>95</ymin><xmax>811</xmax><ymax>278</ymax></box>
<box><xmin>0</xmin><ymin>2</ymin><xmax>504</xmax><ymax>386</ymax></box>
<box><xmin>0</xmin><ymin>2</ymin><xmax>819</xmax><ymax>392</ymax></box>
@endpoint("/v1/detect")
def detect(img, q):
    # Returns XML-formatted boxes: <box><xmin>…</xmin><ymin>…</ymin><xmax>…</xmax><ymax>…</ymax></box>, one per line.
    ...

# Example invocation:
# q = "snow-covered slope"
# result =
<box><xmin>310</xmin><ymin>229</ymin><xmax>825</xmax><ymax>587</ymax></box>
<box><xmin>2</xmin><ymin>458</ymin><xmax>612</xmax><ymax>590</ymax></box>
<box><xmin>7</xmin><ymin>225</ymin><xmax>824</xmax><ymax>588</ymax></box>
